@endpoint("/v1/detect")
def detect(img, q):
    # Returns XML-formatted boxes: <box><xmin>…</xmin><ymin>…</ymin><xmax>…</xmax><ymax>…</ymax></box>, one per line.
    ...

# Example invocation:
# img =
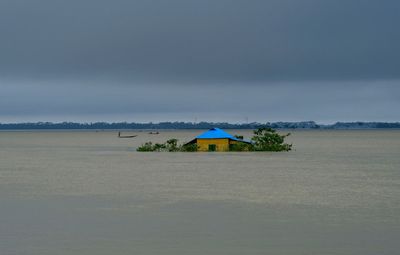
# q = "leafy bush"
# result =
<box><xmin>137</xmin><ymin>142</ymin><xmax>156</xmax><ymax>152</ymax></box>
<box><xmin>180</xmin><ymin>143</ymin><xmax>198</xmax><ymax>152</ymax></box>
<box><xmin>153</xmin><ymin>143</ymin><xmax>166</xmax><ymax>152</ymax></box>
<box><xmin>137</xmin><ymin>139</ymin><xmax>198</xmax><ymax>152</ymax></box>
<box><xmin>166</xmin><ymin>139</ymin><xmax>180</xmax><ymax>152</ymax></box>
<box><xmin>229</xmin><ymin>142</ymin><xmax>254</xmax><ymax>151</ymax></box>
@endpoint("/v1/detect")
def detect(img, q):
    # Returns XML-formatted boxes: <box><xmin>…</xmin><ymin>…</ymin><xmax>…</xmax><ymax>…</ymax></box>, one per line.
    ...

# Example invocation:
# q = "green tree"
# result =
<box><xmin>180</xmin><ymin>143</ymin><xmax>198</xmax><ymax>152</ymax></box>
<box><xmin>229</xmin><ymin>142</ymin><xmax>254</xmax><ymax>151</ymax></box>
<box><xmin>137</xmin><ymin>138</ymin><xmax>198</xmax><ymax>152</ymax></box>
<box><xmin>137</xmin><ymin>142</ymin><xmax>155</xmax><ymax>152</ymax></box>
<box><xmin>166</xmin><ymin>138</ymin><xmax>179</xmax><ymax>152</ymax></box>
<box><xmin>153</xmin><ymin>143</ymin><xmax>166</xmax><ymax>152</ymax></box>
<box><xmin>251</xmin><ymin>127</ymin><xmax>292</xmax><ymax>151</ymax></box>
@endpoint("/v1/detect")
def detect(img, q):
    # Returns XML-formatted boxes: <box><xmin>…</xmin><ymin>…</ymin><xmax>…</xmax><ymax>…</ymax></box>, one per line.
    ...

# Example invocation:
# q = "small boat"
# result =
<box><xmin>148</xmin><ymin>131</ymin><xmax>159</xmax><ymax>135</ymax></box>
<box><xmin>118</xmin><ymin>132</ymin><xmax>137</xmax><ymax>138</ymax></box>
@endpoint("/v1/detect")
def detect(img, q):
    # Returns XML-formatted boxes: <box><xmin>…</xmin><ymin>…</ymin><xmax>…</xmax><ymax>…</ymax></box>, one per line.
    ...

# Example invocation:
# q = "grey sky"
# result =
<box><xmin>0</xmin><ymin>0</ymin><xmax>399</xmax><ymax>123</ymax></box>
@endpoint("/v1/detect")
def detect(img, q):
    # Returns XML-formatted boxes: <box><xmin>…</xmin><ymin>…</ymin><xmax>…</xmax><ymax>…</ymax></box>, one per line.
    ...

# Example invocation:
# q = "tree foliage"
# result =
<box><xmin>251</xmin><ymin>127</ymin><xmax>292</xmax><ymax>151</ymax></box>
<box><xmin>180</xmin><ymin>143</ymin><xmax>199</xmax><ymax>152</ymax></box>
<box><xmin>136</xmin><ymin>142</ymin><xmax>155</xmax><ymax>152</ymax></box>
<box><xmin>137</xmin><ymin>139</ymin><xmax>198</xmax><ymax>152</ymax></box>
<box><xmin>229</xmin><ymin>142</ymin><xmax>253</xmax><ymax>151</ymax></box>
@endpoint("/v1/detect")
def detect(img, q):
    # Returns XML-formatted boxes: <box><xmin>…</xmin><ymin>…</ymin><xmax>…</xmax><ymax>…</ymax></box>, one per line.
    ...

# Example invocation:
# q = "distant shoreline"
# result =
<box><xmin>1</xmin><ymin>121</ymin><xmax>400</xmax><ymax>130</ymax></box>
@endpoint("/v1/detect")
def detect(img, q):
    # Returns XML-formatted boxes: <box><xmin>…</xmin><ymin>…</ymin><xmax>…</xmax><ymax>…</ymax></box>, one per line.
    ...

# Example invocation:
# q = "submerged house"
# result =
<box><xmin>186</xmin><ymin>128</ymin><xmax>252</xmax><ymax>152</ymax></box>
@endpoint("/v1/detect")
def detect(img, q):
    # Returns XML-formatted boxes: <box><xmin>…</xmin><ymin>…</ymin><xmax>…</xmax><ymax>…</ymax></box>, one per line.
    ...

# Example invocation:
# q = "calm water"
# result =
<box><xmin>1</xmin><ymin>130</ymin><xmax>399</xmax><ymax>255</ymax></box>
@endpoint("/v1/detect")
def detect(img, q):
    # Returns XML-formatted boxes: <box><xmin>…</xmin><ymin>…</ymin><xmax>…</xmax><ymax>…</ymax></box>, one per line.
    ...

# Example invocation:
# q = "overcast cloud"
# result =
<box><xmin>0</xmin><ymin>0</ymin><xmax>399</xmax><ymax>123</ymax></box>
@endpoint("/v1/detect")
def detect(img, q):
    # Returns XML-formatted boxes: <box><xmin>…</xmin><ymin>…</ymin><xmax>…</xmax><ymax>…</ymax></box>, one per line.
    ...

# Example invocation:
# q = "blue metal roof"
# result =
<box><xmin>183</xmin><ymin>128</ymin><xmax>253</xmax><ymax>145</ymax></box>
<box><xmin>196</xmin><ymin>128</ymin><xmax>235</xmax><ymax>139</ymax></box>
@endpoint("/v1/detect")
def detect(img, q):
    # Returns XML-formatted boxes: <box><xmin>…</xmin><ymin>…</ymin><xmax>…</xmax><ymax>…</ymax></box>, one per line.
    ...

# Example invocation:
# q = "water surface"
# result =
<box><xmin>1</xmin><ymin>130</ymin><xmax>399</xmax><ymax>254</ymax></box>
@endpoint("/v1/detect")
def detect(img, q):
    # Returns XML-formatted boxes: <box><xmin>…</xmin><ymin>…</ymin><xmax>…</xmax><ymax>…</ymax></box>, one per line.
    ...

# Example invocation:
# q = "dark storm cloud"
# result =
<box><xmin>1</xmin><ymin>0</ymin><xmax>399</xmax><ymax>123</ymax></box>
<box><xmin>1</xmin><ymin>0</ymin><xmax>400</xmax><ymax>81</ymax></box>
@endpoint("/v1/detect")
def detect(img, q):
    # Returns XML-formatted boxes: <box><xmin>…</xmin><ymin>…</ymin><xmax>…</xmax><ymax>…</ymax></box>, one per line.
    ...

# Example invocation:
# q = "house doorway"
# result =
<box><xmin>208</xmin><ymin>144</ymin><xmax>217</xmax><ymax>151</ymax></box>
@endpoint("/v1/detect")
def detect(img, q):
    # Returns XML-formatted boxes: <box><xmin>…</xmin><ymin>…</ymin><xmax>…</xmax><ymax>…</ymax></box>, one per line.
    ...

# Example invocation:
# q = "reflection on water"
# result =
<box><xmin>1</xmin><ymin>130</ymin><xmax>400</xmax><ymax>254</ymax></box>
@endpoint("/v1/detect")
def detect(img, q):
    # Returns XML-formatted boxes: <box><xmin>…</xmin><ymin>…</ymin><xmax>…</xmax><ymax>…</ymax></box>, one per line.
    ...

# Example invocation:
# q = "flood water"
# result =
<box><xmin>1</xmin><ymin>130</ymin><xmax>399</xmax><ymax>255</ymax></box>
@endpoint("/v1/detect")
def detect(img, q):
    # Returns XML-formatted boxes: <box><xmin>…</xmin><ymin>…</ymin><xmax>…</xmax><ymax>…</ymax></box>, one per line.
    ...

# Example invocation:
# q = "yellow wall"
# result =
<box><xmin>197</xmin><ymin>138</ymin><xmax>231</xmax><ymax>152</ymax></box>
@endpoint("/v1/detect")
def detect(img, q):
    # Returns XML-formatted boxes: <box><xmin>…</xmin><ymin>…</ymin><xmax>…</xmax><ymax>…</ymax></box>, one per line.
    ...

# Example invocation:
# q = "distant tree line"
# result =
<box><xmin>0</xmin><ymin>121</ymin><xmax>399</xmax><ymax>130</ymax></box>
